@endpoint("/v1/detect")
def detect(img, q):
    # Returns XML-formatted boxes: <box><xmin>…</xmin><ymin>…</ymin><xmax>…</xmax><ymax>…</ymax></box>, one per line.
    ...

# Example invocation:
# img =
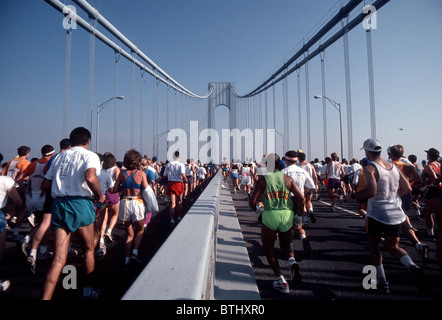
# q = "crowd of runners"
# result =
<box><xmin>222</xmin><ymin>143</ymin><xmax>441</xmax><ymax>295</ymax></box>
<box><xmin>0</xmin><ymin>127</ymin><xmax>440</xmax><ymax>299</ymax></box>
<box><xmin>0</xmin><ymin>127</ymin><xmax>216</xmax><ymax>299</ymax></box>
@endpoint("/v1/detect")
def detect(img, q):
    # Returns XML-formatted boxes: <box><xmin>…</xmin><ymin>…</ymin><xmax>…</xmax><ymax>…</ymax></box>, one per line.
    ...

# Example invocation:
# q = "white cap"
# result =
<box><xmin>361</xmin><ymin>138</ymin><xmax>382</xmax><ymax>152</ymax></box>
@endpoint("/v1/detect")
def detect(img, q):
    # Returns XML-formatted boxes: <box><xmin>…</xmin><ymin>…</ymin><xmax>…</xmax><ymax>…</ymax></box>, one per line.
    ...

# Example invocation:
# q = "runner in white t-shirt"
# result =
<box><xmin>163</xmin><ymin>151</ymin><xmax>187</xmax><ymax>226</ymax></box>
<box><xmin>41</xmin><ymin>127</ymin><xmax>105</xmax><ymax>300</ymax></box>
<box><xmin>282</xmin><ymin>150</ymin><xmax>315</xmax><ymax>258</ymax></box>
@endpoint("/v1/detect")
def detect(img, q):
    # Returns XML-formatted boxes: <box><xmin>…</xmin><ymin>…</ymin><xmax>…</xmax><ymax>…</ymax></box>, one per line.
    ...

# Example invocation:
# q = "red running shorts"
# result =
<box><xmin>167</xmin><ymin>181</ymin><xmax>184</xmax><ymax>196</ymax></box>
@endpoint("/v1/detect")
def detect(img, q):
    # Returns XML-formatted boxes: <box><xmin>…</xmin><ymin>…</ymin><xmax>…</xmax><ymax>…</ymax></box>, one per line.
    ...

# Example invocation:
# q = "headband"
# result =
<box><xmin>43</xmin><ymin>150</ymin><xmax>55</xmax><ymax>156</ymax></box>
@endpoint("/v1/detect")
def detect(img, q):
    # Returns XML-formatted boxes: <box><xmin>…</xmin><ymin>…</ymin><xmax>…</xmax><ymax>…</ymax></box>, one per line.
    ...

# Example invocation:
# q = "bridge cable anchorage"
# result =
<box><xmin>236</xmin><ymin>0</ymin><xmax>391</xmax><ymax>98</ymax></box>
<box><xmin>45</xmin><ymin>0</ymin><xmax>211</xmax><ymax>100</ymax></box>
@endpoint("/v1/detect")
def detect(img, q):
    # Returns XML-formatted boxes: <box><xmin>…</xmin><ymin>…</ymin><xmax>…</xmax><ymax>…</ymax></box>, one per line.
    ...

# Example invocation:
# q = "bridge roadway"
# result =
<box><xmin>0</xmin><ymin>176</ymin><xmax>441</xmax><ymax>300</ymax></box>
<box><xmin>231</xmin><ymin>182</ymin><xmax>442</xmax><ymax>300</ymax></box>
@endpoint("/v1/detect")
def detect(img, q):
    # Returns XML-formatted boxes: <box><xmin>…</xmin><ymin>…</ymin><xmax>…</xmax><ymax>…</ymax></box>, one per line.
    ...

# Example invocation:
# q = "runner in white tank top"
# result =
<box><xmin>367</xmin><ymin>161</ymin><xmax>405</xmax><ymax>225</ymax></box>
<box><xmin>347</xmin><ymin>138</ymin><xmax>430</xmax><ymax>294</ymax></box>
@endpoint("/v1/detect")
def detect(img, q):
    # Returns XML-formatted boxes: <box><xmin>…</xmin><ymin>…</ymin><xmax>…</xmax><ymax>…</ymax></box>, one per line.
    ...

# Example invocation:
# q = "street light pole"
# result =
<box><xmin>314</xmin><ymin>95</ymin><xmax>343</xmax><ymax>160</ymax></box>
<box><xmin>96</xmin><ymin>96</ymin><xmax>124</xmax><ymax>153</ymax></box>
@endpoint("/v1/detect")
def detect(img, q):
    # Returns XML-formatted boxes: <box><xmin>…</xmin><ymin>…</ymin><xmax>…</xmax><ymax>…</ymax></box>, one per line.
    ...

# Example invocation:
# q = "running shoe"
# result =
<box><xmin>104</xmin><ymin>232</ymin><xmax>113</xmax><ymax>243</ymax></box>
<box><xmin>290</xmin><ymin>261</ymin><xmax>302</xmax><ymax>287</ymax></box>
<box><xmin>377</xmin><ymin>282</ymin><xmax>390</xmax><ymax>294</ymax></box>
<box><xmin>26</xmin><ymin>255</ymin><xmax>36</xmax><ymax>275</ymax></box>
<box><xmin>272</xmin><ymin>279</ymin><xmax>289</xmax><ymax>294</ymax></box>
<box><xmin>21</xmin><ymin>238</ymin><xmax>29</xmax><ymax>258</ymax></box>
<box><xmin>95</xmin><ymin>244</ymin><xmax>106</xmax><ymax>260</ymax></box>
<box><xmin>130</xmin><ymin>253</ymin><xmax>143</xmax><ymax>264</ymax></box>
<box><xmin>0</xmin><ymin>279</ymin><xmax>10</xmax><ymax>292</ymax></box>
<box><xmin>410</xmin><ymin>265</ymin><xmax>431</xmax><ymax>295</ymax></box>
<box><xmin>27</xmin><ymin>213</ymin><xmax>36</xmax><ymax>228</ymax></box>
<box><xmin>82</xmin><ymin>286</ymin><xmax>100</xmax><ymax>300</ymax></box>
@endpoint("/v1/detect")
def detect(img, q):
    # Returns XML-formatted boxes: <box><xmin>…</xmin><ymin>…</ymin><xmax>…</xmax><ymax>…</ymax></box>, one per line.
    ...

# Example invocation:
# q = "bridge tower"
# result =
<box><xmin>207</xmin><ymin>82</ymin><xmax>237</xmax><ymax>131</ymax></box>
<box><xmin>207</xmin><ymin>82</ymin><xmax>237</xmax><ymax>161</ymax></box>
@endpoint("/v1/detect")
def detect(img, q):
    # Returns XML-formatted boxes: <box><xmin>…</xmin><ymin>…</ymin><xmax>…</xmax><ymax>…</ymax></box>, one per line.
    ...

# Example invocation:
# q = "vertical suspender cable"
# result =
<box><xmin>264</xmin><ymin>90</ymin><xmax>268</xmax><ymax>154</ymax></box>
<box><xmin>320</xmin><ymin>50</ymin><xmax>328</xmax><ymax>158</ymax></box>
<box><xmin>272</xmin><ymin>85</ymin><xmax>276</xmax><ymax>132</ymax></box>
<box><xmin>283</xmin><ymin>77</ymin><xmax>289</xmax><ymax>152</ymax></box>
<box><xmin>174</xmin><ymin>91</ymin><xmax>178</xmax><ymax>130</ymax></box>
<box><xmin>297</xmin><ymin>69</ymin><xmax>302</xmax><ymax>149</ymax></box>
<box><xmin>63</xmin><ymin>30</ymin><xmax>72</xmax><ymax>138</ymax></box>
<box><xmin>305</xmin><ymin>53</ymin><xmax>311</xmax><ymax>160</ymax></box>
<box><xmin>130</xmin><ymin>51</ymin><xmax>135</xmax><ymax>149</ymax></box>
<box><xmin>140</xmin><ymin>70</ymin><xmax>144</xmax><ymax>153</ymax></box>
<box><xmin>87</xmin><ymin>16</ymin><xmax>96</xmax><ymax>133</ymax></box>
<box><xmin>113</xmin><ymin>52</ymin><xmax>120</xmax><ymax>156</ymax></box>
<box><xmin>342</xmin><ymin>18</ymin><xmax>353</xmax><ymax>159</ymax></box>
<box><xmin>366</xmin><ymin>29</ymin><xmax>376</xmax><ymax>139</ymax></box>
<box><xmin>167</xmin><ymin>85</ymin><xmax>170</xmax><ymax>152</ymax></box>
<box><xmin>152</xmin><ymin>77</ymin><xmax>156</xmax><ymax>155</ymax></box>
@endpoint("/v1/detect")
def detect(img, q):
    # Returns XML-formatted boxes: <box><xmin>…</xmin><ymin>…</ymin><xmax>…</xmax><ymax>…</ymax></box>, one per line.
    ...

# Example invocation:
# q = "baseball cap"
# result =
<box><xmin>425</xmin><ymin>148</ymin><xmax>440</xmax><ymax>158</ymax></box>
<box><xmin>361</xmin><ymin>138</ymin><xmax>382</xmax><ymax>152</ymax></box>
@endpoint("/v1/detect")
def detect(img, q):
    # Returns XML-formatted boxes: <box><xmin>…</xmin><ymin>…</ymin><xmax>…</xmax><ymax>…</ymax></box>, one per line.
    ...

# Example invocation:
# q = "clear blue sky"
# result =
<box><xmin>0</xmin><ymin>0</ymin><xmax>441</xmax><ymax>163</ymax></box>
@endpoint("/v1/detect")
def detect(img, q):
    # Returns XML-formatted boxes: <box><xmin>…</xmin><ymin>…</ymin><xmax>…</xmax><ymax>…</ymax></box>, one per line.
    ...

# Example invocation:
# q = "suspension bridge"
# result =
<box><xmin>43</xmin><ymin>0</ymin><xmax>388</xmax><ymax>162</ymax></box>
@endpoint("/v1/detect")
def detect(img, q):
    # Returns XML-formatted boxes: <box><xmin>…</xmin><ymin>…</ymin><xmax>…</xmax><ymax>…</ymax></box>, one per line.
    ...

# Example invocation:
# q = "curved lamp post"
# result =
<box><xmin>96</xmin><ymin>96</ymin><xmax>124</xmax><ymax>153</ymax></box>
<box><xmin>314</xmin><ymin>95</ymin><xmax>343</xmax><ymax>159</ymax></box>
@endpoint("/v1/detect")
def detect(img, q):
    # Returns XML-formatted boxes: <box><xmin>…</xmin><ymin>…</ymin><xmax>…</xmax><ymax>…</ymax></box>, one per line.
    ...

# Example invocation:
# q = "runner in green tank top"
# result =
<box><xmin>249</xmin><ymin>154</ymin><xmax>305</xmax><ymax>293</ymax></box>
<box><xmin>261</xmin><ymin>171</ymin><xmax>293</xmax><ymax>231</ymax></box>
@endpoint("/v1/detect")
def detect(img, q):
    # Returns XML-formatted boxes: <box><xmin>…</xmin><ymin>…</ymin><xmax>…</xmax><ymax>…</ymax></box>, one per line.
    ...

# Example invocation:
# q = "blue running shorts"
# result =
<box><xmin>51</xmin><ymin>196</ymin><xmax>95</xmax><ymax>232</ymax></box>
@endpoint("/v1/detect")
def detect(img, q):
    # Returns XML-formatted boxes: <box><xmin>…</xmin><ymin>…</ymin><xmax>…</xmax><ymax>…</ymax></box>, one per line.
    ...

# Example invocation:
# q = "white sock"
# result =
<box><xmin>299</xmin><ymin>234</ymin><xmax>306</xmax><ymax>240</ymax></box>
<box><xmin>427</xmin><ymin>228</ymin><xmax>434</xmax><ymax>236</ymax></box>
<box><xmin>125</xmin><ymin>257</ymin><xmax>130</xmax><ymax>264</ymax></box>
<box><xmin>400</xmin><ymin>255</ymin><xmax>416</xmax><ymax>270</ymax></box>
<box><xmin>29</xmin><ymin>249</ymin><xmax>37</xmax><ymax>259</ymax></box>
<box><xmin>24</xmin><ymin>234</ymin><xmax>31</xmax><ymax>243</ymax></box>
<box><xmin>278</xmin><ymin>275</ymin><xmax>287</xmax><ymax>283</ymax></box>
<box><xmin>132</xmin><ymin>249</ymin><xmax>138</xmax><ymax>256</ymax></box>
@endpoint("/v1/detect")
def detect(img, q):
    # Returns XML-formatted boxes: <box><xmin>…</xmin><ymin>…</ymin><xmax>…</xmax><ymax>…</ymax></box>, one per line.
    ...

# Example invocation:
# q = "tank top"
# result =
<box><xmin>327</xmin><ymin>161</ymin><xmax>341</xmax><ymax>179</ymax></box>
<box><xmin>104</xmin><ymin>166</ymin><xmax>117</xmax><ymax>180</ymax></box>
<box><xmin>261</xmin><ymin>171</ymin><xmax>293</xmax><ymax>213</ymax></box>
<box><xmin>29</xmin><ymin>160</ymin><xmax>46</xmax><ymax>191</ymax></box>
<box><xmin>122</xmin><ymin>170</ymin><xmax>141</xmax><ymax>190</ymax></box>
<box><xmin>6</xmin><ymin>159</ymin><xmax>21</xmax><ymax>180</ymax></box>
<box><xmin>367</xmin><ymin>161</ymin><xmax>405</xmax><ymax>225</ymax></box>
<box><xmin>426</xmin><ymin>162</ymin><xmax>442</xmax><ymax>190</ymax></box>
